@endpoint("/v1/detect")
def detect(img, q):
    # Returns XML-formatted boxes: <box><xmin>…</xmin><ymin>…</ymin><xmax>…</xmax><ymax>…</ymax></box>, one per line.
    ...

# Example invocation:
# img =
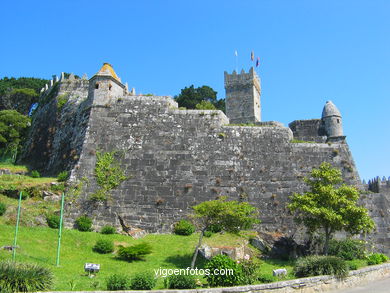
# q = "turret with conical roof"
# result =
<box><xmin>321</xmin><ymin>100</ymin><xmax>343</xmax><ymax>138</ymax></box>
<box><xmin>88</xmin><ymin>63</ymin><xmax>126</xmax><ymax>106</ymax></box>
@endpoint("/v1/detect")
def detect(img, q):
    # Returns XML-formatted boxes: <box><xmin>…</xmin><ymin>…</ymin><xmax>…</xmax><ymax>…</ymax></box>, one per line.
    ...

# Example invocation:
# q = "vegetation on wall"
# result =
<box><xmin>90</xmin><ymin>151</ymin><xmax>127</xmax><ymax>202</ymax></box>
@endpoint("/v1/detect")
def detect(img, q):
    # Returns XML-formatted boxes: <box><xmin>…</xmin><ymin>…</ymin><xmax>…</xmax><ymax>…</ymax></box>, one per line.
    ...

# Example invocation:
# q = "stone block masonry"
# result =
<box><xmin>22</xmin><ymin>64</ymin><xmax>390</xmax><ymax>255</ymax></box>
<box><xmin>65</xmin><ymin>94</ymin><xmax>362</xmax><ymax>240</ymax></box>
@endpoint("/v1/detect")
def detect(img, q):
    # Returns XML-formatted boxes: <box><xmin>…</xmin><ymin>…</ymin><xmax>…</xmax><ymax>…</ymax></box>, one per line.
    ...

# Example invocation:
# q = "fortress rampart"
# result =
<box><xmin>20</xmin><ymin>64</ymin><xmax>390</xmax><ymax>254</ymax></box>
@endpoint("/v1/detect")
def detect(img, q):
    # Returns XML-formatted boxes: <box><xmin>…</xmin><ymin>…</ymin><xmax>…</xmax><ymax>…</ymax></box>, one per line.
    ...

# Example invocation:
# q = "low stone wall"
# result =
<box><xmin>40</xmin><ymin>263</ymin><xmax>390</xmax><ymax>293</ymax></box>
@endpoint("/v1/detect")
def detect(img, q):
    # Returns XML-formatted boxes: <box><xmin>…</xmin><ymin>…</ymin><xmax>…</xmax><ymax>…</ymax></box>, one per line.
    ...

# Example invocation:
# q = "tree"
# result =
<box><xmin>175</xmin><ymin>85</ymin><xmax>225</xmax><ymax>112</ymax></box>
<box><xmin>195</xmin><ymin>100</ymin><xmax>216</xmax><ymax>110</ymax></box>
<box><xmin>288</xmin><ymin>162</ymin><xmax>375</xmax><ymax>255</ymax></box>
<box><xmin>0</xmin><ymin>88</ymin><xmax>39</xmax><ymax>115</ymax></box>
<box><xmin>0</xmin><ymin>110</ymin><xmax>31</xmax><ymax>162</ymax></box>
<box><xmin>190</xmin><ymin>196</ymin><xmax>259</xmax><ymax>268</ymax></box>
<box><xmin>0</xmin><ymin>77</ymin><xmax>48</xmax><ymax>115</ymax></box>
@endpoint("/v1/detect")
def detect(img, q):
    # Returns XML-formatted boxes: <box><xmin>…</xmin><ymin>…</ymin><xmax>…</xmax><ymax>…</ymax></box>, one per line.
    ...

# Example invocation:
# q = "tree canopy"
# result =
<box><xmin>0</xmin><ymin>77</ymin><xmax>48</xmax><ymax>115</ymax></box>
<box><xmin>175</xmin><ymin>85</ymin><xmax>225</xmax><ymax>112</ymax></box>
<box><xmin>0</xmin><ymin>110</ymin><xmax>31</xmax><ymax>162</ymax></box>
<box><xmin>288</xmin><ymin>162</ymin><xmax>375</xmax><ymax>254</ymax></box>
<box><xmin>0</xmin><ymin>88</ymin><xmax>39</xmax><ymax>115</ymax></box>
<box><xmin>0</xmin><ymin>77</ymin><xmax>48</xmax><ymax>95</ymax></box>
<box><xmin>190</xmin><ymin>196</ymin><xmax>259</xmax><ymax>268</ymax></box>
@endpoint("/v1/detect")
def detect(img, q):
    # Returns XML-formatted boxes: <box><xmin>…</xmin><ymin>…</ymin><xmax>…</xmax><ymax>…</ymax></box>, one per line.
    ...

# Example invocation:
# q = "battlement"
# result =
<box><xmin>39</xmin><ymin>72</ymin><xmax>89</xmax><ymax>96</ymax></box>
<box><xmin>367</xmin><ymin>176</ymin><xmax>390</xmax><ymax>193</ymax></box>
<box><xmin>224</xmin><ymin>67</ymin><xmax>261</xmax><ymax>124</ymax></box>
<box><xmin>224</xmin><ymin>67</ymin><xmax>261</xmax><ymax>93</ymax></box>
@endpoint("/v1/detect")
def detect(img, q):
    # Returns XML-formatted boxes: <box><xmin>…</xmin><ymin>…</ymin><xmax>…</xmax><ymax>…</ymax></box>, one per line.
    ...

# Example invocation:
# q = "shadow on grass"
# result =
<box><xmin>262</xmin><ymin>257</ymin><xmax>296</xmax><ymax>267</ymax></box>
<box><xmin>164</xmin><ymin>254</ymin><xmax>207</xmax><ymax>269</ymax></box>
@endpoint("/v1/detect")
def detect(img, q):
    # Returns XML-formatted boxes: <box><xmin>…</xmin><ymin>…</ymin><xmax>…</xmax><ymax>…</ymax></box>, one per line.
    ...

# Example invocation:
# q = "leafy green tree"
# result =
<box><xmin>0</xmin><ymin>88</ymin><xmax>39</xmax><ymax>115</ymax></box>
<box><xmin>195</xmin><ymin>100</ymin><xmax>217</xmax><ymax>110</ymax></box>
<box><xmin>190</xmin><ymin>196</ymin><xmax>259</xmax><ymax>268</ymax></box>
<box><xmin>175</xmin><ymin>85</ymin><xmax>225</xmax><ymax>112</ymax></box>
<box><xmin>0</xmin><ymin>77</ymin><xmax>48</xmax><ymax>95</ymax></box>
<box><xmin>0</xmin><ymin>110</ymin><xmax>30</xmax><ymax>162</ymax></box>
<box><xmin>288</xmin><ymin>162</ymin><xmax>375</xmax><ymax>255</ymax></box>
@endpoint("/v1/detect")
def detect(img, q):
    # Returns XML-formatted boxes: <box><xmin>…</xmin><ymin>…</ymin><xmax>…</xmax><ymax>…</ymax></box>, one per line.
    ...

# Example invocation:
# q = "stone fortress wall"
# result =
<box><xmin>21</xmin><ymin>64</ymin><xmax>390</xmax><ymax>253</ymax></box>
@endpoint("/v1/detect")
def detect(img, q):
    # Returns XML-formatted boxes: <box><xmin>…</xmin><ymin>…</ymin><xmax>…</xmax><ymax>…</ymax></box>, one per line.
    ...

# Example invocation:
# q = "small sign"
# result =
<box><xmin>84</xmin><ymin>263</ymin><xmax>100</xmax><ymax>273</ymax></box>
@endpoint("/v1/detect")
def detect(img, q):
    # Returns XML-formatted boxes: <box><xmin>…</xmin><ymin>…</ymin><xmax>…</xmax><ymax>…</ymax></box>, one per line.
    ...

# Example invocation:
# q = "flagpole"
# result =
<box><xmin>12</xmin><ymin>191</ymin><xmax>23</xmax><ymax>261</ymax></box>
<box><xmin>235</xmin><ymin>52</ymin><xmax>238</xmax><ymax>72</ymax></box>
<box><xmin>56</xmin><ymin>192</ymin><xmax>65</xmax><ymax>266</ymax></box>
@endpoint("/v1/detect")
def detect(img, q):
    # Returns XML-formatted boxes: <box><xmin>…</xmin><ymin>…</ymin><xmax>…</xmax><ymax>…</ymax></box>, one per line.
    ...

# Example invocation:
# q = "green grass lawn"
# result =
<box><xmin>0</xmin><ymin>163</ymin><xmax>29</xmax><ymax>173</ymax></box>
<box><xmin>0</xmin><ymin>174</ymin><xmax>57</xmax><ymax>188</ymax></box>
<box><xmin>0</xmin><ymin>223</ymin><xmax>296</xmax><ymax>291</ymax></box>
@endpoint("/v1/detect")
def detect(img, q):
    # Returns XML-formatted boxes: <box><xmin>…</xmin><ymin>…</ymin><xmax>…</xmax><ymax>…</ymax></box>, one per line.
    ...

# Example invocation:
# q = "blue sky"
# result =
<box><xmin>1</xmin><ymin>0</ymin><xmax>389</xmax><ymax>181</ymax></box>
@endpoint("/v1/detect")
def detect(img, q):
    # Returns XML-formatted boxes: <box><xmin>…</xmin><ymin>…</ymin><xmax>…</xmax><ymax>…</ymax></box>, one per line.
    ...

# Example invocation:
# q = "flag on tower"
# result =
<box><xmin>251</xmin><ymin>51</ymin><xmax>254</xmax><ymax>61</ymax></box>
<box><xmin>256</xmin><ymin>57</ymin><xmax>260</xmax><ymax>67</ymax></box>
<box><xmin>234</xmin><ymin>50</ymin><xmax>238</xmax><ymax>57</ymax></box>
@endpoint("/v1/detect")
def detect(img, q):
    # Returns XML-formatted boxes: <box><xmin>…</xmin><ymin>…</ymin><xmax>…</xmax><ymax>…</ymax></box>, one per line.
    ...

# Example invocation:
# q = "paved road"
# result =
<box><xmin>330</xmin><ymin>277</ymin><xmax>390</xmax><ymax>293</ymax></box>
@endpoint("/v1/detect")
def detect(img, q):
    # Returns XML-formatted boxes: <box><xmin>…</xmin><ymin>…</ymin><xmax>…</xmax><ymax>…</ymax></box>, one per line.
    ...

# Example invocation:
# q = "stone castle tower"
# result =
<box><xmin>89</xmin><ymin>63</ymin><xmax>126</xmax><ymax>106</ymax></box>
<box><xmin>224</xmin><ymin>67</ymin><xmax>261</xmax><ymax>123</ymax></box>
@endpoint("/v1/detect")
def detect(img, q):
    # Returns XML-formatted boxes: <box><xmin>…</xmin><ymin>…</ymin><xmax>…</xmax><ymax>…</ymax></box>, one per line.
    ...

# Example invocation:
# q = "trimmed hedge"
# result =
<box><xmin>75</xmin><ymin>215</ymin><xmax>92</xmax><ymax>232</ymax></box>
<box><xmin>294</xmin><ymin>255</ymin><xmax>349</xmax><ymax>278</ymax></box>
<box><xmin>117</xmin><ymin>242</ymin><xmax>152</xmax><ymax>261</ymax></box>
<box><xmin>130</xmin><ymin>272</ymin><xmax>156</xmax><ymax>290</ymax></box>
<box><xmin>101</xmin><ymin>225</ymin><xmax>116</xmax><ymax>234</ymax></box>
<box><xmin>106</xmin><ymin>274</ymin><xmax>129</xmax><ymax>290</ymax></box>
<box><xmin>93</xmin><ymin>239</ymin><xmax>114</xmax><ymax>254</ymax></box>
<box><xmin>46</xmin><ymin>214</ymin><xmax>60</xmax><ymax>229</ymax></box>
<box><xmin>173</xmin><ymin>220</ymin><xmax>195</xmax><ymax>236</ymax></box>
<box><xmin>165</xmin><ymin>274</ymin><xmax>197</xmax><ymax>289</ymax></box>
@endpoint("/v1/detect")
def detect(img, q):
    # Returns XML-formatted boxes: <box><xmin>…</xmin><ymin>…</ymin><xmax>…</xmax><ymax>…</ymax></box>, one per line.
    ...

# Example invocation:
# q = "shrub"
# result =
<box><xmin>50</xmin><ymin>183</ymin><xmax>65</xmax><ymax>193</ymax></box>
<box><xmin>93</xmin><ymin>239</ymin><xmax>114</xmax><ymax>254</ymax></box>
<box><xmin>0</xmin><ymin>202</ymin><xmax>6</xmax><ymax>216</ymax></box>
<box><xmin>30</xmin><ymin>170</ymin><xmax>40</xmax><ymax>178</ymax></box>
<box><xmin>130</xmin><ymin>272</ymin><xmax>157</xmax><ymax>290</ymax></box>
<box><xmin>328</xmin><ymin>239</ymin><xmax>366</xmax><ymax>260</ymax></box>
<box><xmin>205</xmin><ymin>254</ymin><xmax>244</xmax><ymax>287</ymax></box>
<box><xmin>240</xmin><ymin>259</ymin><xmax>260</xmax><ymax>284</ymax></box>
<box><xmin>367</xmin><ymin>253</ymin><xmax>388</xmax><ymax>265</ymax></box>
<box><xmin>57</xmin><ymin>171</ymin><xmax>69</xmax><ymax>182</ymax></box>
<box><xmin>22</xmin><ymin>186</ymin><xmax>41</xmax><ymax>198</ymax></box>
<box><xmin>347</xmin><ymin>260</ymin><xmax>359</xmax><ymax>270</ymax></box>
<box><xmin>106</xmin><ymin>274</ymin><xmax>130</xmax><ymax>290</ymax></box>
<box><xmin>173</xmin><ymin>219</ymin><xmax>195</xmax><ymax>235</ymax></box>
<box><xmin>208</xmin><ymin>223</ymin><xmax>222</xmax><ymax>233</ymax></box>
<box><xmin>46</xmin><ymin>214</ymin><xmax>60</xmax><ymax>229</ymax></box>
<box><xmin>117</xmin><ymin>242</ymin><xmax>152</xmax><ymax>261</ymax></box>
<box><xmin>75</xmin><ymin>215</ymin><xmax>92</xmax><ymax>232</ymax></box>
<box><xmin>101</xmin><ymin>225</ymin><xmax>116</xmax><ymax>234</ymax></box>
<box><xmin>294</xmin><ymin>255</ymin><xmax>349</xmax><ymax>278</ymax></box>
<box><xmin>258</xmin><ymin>273</ymin><xmax>277</xmax><ymax>283</ymax></box>
<box><xmin>203</xmin><ymin>230</ymin><xmax>213</xmax><ymax>237</ymax></box>
<box><xmin>165</xmin><ymin>274</ymin><xmax>197</xmax><ymax>289</ymax></box>
<box><xmin>0</xmin><ymin>261</ymin><xmax>53</xmax><ymax>292</ymax></box>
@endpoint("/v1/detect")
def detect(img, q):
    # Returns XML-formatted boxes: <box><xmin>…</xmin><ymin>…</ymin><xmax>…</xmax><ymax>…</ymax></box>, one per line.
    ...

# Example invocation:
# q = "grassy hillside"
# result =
<box><xmin>0</xmin><ymin>224</ymin><xmax>294</xmax><ymax>291</ymax></box>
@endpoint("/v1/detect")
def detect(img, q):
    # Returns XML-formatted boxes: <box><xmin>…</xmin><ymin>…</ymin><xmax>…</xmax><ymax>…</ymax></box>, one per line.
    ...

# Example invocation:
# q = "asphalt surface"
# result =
<box><xmin>329</xmin><ymin>277</ymin><xmax>390</xmax><ymax>293</ymax></box>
